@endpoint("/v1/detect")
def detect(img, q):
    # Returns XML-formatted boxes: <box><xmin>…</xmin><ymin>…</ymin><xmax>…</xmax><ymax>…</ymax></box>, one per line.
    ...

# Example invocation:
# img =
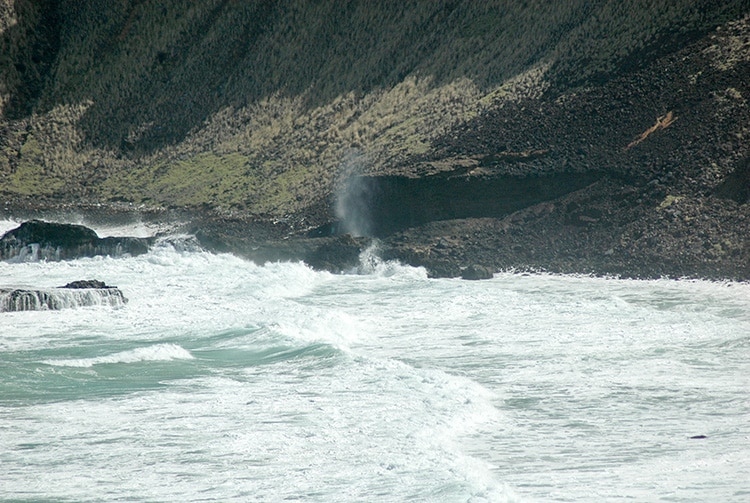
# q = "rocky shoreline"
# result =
<box><xmin>2</xmin><ymin>186</ymin><xmax>747</xmax><ymax>282</ymax></box>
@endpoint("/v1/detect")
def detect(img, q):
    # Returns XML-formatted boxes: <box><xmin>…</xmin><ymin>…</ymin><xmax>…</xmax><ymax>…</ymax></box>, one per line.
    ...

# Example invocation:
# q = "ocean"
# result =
<box><xmin>1</xmin><ymin>220</ymin><xmax>749</xmax><ymax>502</ymax></box>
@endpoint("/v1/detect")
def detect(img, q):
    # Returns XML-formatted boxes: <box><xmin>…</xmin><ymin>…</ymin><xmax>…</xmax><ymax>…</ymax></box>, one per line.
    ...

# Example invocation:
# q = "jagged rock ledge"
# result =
<box><xmin>0</xmin><ymin>220</ymin><xmax>153</xmax><ymax>261</ymax></box>
<box><xmin>0</xmin><ymin>280</ymin><xmax>127</xmax><ymax>312</ymax></box>
<box><xmin>189</xmin><ymin>173</ymin><xmax>749</xmax><ymax>281</ymax></box>
<box><xmin>2</xmin><ymin>178</ymin><xmax>748</xmax><ymax>282</ymax></box>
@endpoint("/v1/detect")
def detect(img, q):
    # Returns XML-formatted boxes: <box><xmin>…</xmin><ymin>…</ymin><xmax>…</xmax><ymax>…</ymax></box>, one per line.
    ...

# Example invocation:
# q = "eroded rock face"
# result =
<box><xmin>0</xmin><ymin>220</ymin><xmax>152</xmax><ymax>261</ymax></box>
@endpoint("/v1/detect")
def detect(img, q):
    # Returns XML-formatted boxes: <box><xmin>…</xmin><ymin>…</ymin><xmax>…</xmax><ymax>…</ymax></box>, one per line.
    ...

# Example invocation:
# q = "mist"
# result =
<box><xmin>334</xmin><ymin>151</ymin><xmax>377</xmax><ymax>237</ymax></box>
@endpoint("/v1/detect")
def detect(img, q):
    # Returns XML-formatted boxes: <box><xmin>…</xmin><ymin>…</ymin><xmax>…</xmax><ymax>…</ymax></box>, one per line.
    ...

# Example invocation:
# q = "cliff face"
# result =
<box><xmin>1</xmin><ymin>1</ymin><xmax>749</xmax><ymax>279</ymax></box>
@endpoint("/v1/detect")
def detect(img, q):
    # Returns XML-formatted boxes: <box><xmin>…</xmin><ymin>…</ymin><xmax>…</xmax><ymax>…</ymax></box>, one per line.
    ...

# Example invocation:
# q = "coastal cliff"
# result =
<box><xmin>1</xmin><ymin>1</ymin><xmax>748</xmax><ymax>279</ymax></box>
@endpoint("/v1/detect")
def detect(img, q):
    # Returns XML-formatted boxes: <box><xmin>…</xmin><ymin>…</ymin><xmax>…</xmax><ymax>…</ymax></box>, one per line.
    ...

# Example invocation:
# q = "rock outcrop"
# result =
<box><xmin>61</xmin><ymin>279</ymin><xmax>113</xmax><ymax>289</ymax></box>
<box><xmin>0</xmin><ymin>220</ymin><xmax>152</xmax><ymax>261</ymax></box>
<box><xmin>0</xmin><ymin>280</ymin><xmax>127</xmax><ymax>312</ymax></box>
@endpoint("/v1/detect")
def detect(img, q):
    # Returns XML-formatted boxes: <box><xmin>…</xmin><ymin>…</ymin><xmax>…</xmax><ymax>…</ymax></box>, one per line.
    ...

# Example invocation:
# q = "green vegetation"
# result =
<box><xmin>1</xmin><ymin>0</ymin><xmax>747</xmax><ymax>217</ymax></box>
<box><xmin>658</xmin><ymin>195</ymin><xmax>685</xmax><ymax>210</ymax></box>
<box><xmin>6</xmin><ymin>134</ymin><xmax>63</xmax><ymax>195</ymax></box>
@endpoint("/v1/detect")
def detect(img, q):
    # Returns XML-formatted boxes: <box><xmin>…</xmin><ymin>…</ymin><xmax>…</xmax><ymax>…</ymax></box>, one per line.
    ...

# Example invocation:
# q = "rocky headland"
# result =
<box><xmin>1</xmin><ymin>2</ymin><xmax>748</xmax><ymax>280</ymax></box>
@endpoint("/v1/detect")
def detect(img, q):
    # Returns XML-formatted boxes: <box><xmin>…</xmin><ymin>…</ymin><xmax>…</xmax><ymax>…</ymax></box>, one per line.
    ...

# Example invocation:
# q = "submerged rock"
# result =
<box><xmin>0</xmin><ymin>281</ymin><xmax>128</xmax><ymax>312</ymax></box>
<box><xmin>0</xmin><ymin>220</ymin><xmax>152</xmax><ymax>261</ymax></box>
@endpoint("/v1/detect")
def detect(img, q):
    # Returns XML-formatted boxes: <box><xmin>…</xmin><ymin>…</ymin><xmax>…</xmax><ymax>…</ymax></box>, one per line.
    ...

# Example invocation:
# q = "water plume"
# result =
<box><xmin>334</xmin><ymin>150</ymin><xmax>377</xmax><ymax>237</ymax></box>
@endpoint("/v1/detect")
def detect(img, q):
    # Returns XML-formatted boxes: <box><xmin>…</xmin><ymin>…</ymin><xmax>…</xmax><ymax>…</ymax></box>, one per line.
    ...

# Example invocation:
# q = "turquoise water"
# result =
<box><xmin>1</xmin><ymin>223</ymin><xmax>749</xmax><ymax>502</ymax></box>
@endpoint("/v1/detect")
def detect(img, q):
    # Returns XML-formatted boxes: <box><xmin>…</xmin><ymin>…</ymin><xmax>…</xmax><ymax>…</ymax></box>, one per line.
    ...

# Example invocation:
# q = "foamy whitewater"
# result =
<box><xmin>1</xmin><ymin>220</ymin><xmax>749</xmax><ymax>502</ymax></box>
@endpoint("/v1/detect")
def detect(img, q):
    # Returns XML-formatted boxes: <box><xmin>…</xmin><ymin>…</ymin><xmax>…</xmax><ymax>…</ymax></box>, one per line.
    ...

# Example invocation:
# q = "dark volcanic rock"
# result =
<box><xmin>230</xmin><ymin>234</ymin><xmax>369</xmax><ymax>274</ymax></box>
<box><xmin>0</xmin><ymin>220</ymin><xmax>152</xmax><ymax>261</ymax></box>
<box><xmin>461</xmin><ymin>265</ymin><xmax>495</xmax><ymax>280</ymax></box>
<box><xmin>714</xmin><ymin>157</ymin><xmax>750</xmax><ymax>205</ymax></box>
<box><xmin>61</xmin><ymin>279</ymin><xmax>115</xmax><ymax>289</ymax></box>
<box><xmin>300</xmin><ymin>234</ymin><xmax>369</xmax><ymax>273</ymax></box>
<box><xmin>337</xmin><ymin>171</ymin><xmax>602</xmax><ymax>237</ymax></box>
<box><xmin>379</xmin><ymin>177</ymin><xmax>750</xmax><ymax>281</ymax></box>
<box><xmin>189</xmin><ymin>213</ymin><xmax>370</xmax><ymax>273</ymax></box>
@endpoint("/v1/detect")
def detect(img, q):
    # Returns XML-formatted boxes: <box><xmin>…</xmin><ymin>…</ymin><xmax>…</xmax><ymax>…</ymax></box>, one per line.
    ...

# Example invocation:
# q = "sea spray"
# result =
<box><xmin>348</xmin><ymin>240</ymin><xmax>427</xmax><ymax>279</ymax></box>
<box><xmin>334</xmin><ymin>150</ymin><xmax>376</xmax><ymax>237</ymax></box>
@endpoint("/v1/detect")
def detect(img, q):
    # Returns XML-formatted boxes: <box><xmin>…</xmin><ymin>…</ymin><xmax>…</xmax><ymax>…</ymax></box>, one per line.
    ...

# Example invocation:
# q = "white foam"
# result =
<box><xmin>348</xmin><ymin>241</ymin><xmax>428</xmax><ymax>279</ymax></box>
<box><xmin>90</xmin><ymin>221</ymin><xmax>170</xmax><ymax>238</ymax></box>
<box><xmin>0</xmin><ymin>219</ymin><xmax>22</xmax><ymax>236</ymax></box>
<box><xmin>43</xmin><ymin>343</ymin><xmax>194</xmax><ymax>367</ymax></box>
<box><xmin>270</xmin><ymin>309</ymin><xmax>363</xmax><ymax>352</ymax></box>
<box><xmin>3</xmin><ymin>246</ymin><xmax>749</xmax><ymax>502</ymax></box>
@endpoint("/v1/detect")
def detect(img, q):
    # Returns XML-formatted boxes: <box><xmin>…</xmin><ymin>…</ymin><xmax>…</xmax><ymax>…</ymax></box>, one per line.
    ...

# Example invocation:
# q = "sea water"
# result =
<box><xmin>0</xmin><ymin>220</ymin><xmax>748</xmax><ymax>502</ymax></box>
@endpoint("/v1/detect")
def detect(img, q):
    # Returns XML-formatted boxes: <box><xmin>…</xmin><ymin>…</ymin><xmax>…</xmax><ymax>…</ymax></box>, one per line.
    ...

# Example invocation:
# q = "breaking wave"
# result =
<box><xmin>42</xmin><ymin>343</ymin><xmax>194</xmax><ymax>368</ymax></box>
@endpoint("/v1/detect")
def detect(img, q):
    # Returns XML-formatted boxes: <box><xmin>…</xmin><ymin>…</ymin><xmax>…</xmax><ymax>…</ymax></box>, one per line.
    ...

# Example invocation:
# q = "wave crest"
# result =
<box><xmin>43</xmin><ymin>343</ymin><xmax>194</xmax><ymax>368</ymax></box>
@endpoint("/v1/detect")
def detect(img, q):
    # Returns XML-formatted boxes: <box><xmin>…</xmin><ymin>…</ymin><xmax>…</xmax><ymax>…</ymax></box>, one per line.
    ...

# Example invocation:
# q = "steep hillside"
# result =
<box><xmin>1</xmin><ymin>0</ymin><xmax>749</xmax><ymax>279</ymax></box>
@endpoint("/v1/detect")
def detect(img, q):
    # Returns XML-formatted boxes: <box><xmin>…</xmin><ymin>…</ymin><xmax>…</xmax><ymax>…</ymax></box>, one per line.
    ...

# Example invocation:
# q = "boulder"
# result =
<box><xmin>0</xmin><ymin>220</ymin><xmax>152</xmax><ymax>261</ymax></box>
<box><xmin>61</xmin><ymin>279</ymin><xmax>113</xmax><ymax>289</ymax></box>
